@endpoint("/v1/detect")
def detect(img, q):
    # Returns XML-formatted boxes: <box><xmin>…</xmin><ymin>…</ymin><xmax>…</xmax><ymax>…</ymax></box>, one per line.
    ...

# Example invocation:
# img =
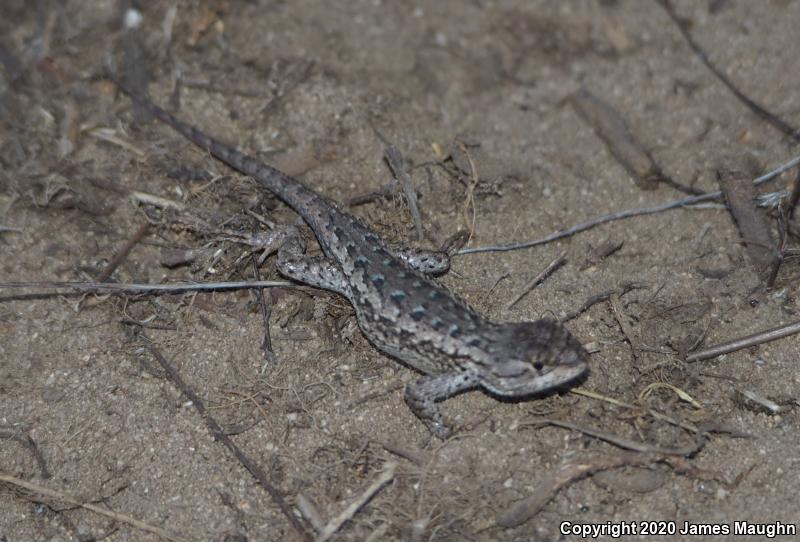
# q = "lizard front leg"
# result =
<box><xmin>404</xmin><ymin>370</ymin><xmax>480</xmax><ymax>439</ymax></box>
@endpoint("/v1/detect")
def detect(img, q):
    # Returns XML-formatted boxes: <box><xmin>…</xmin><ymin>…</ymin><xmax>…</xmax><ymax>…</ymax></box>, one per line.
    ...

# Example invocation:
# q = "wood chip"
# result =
<box><xmin>570</xmin><ymin>88</ymin><xmax>665</xmax><ymax>190</ymax></box>
<box><xmin>716</xmin><ymin>168</ymin><xmax>780</xmax><ymax>282</ymax></box>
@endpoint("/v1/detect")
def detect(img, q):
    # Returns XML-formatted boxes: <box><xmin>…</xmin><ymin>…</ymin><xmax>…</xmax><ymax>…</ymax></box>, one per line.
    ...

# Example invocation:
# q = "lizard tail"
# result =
<box><xmin>113</xmin><ymin>77</ymin><xmax>322</xmax><ymax>213</ymax></box>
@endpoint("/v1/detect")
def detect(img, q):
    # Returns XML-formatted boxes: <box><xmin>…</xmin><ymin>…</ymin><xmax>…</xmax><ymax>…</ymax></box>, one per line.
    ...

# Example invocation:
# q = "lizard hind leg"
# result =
<box><xmin>275</xmin><ymin>232</ymin><xmax>351</xmax><ymax>296</ymax></box>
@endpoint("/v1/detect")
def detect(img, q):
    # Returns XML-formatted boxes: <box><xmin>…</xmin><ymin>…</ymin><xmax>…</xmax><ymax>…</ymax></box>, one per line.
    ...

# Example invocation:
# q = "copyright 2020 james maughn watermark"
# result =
<box><xmin>560</xmin><ymin>520</ymin><xmax>796</xmax><ymax>538</ymax></box>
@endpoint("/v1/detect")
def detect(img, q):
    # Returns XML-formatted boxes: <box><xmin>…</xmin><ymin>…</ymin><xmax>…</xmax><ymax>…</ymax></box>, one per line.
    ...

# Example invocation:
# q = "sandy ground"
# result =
<box><xmin>1</xmin><ymin>1</ymin><xmax>799</xmax><ymax>540</ymax></box>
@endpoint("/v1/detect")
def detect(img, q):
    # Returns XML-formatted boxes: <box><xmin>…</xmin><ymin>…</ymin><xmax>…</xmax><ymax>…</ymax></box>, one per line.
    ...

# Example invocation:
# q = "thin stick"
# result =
<box><xmin>0</xmin><ymin>473</ymin><xmax>188</xmax><ymax>542</ymax></box>
<box><xmin>570</xmin><ymin>88</ymin><xmax>696</xmax><ymax>193</ymax></box>
<box><xmin>534</xmin><ymin>419</ymin><xmax>705</xmax><ymax>456</ymax></box>
<box><xmin>506</xmin><ymin>251</ymin><xmax>567</xmax><ymax>309</ymax></box>
<box><xmin>686</xmin><ymin>318</ymin><xmax>800</xmax><ymax>362</ymax></box>
<box><xmin>140</xmin><ymin>338</ymin><xmax>312</xmax><ymax>541</ymax></box>
<box><xmin>380</xmin><ymin>441</ymin><xmax>428</xmax><ymax>466</ymax></box>
<box><xmin>656</xmin><ymin>0</ymin><xmax>800</xmax><ymax>142</ymax></box>
<box><xmin>251</xmin><ymin>254</ymin><xmax>276</xmax><ymax>362</ymax></box>
<box><xmin>458</xmin><ymin>153</ymin><xmax>800</xmax><ymax>255</ymax></box>
<box><xmin>316</xmin><ymin>461</ymin><xmax>397</xmax><ymax>542</ymax></box>
<box><xmin>495</xmin><ymin>452</ymin><xmax>668</xmax><ymax>528</ymax></box>
<box><xmin>570</xmin><ymin>388</ymin><xmax>698</xmax><ymax>433</ymax></box>
<box><xmin>0</xmin><ymin>280</ymin><xmax>294</xmax><ymax>294</ymax></box>
<box><xmin>95</xmin><ymin>222</ymin><xmax>151</xmax><ymax>282</ymax></box>
<box><xmin>560</xmin><ymin>282</ymin><xmax>646</xmax><ymax>322</ymax></box>
<box><xmin>610</xmin><ymin>292</ymin><xmax>640</xmax><ymax>363</ymax></box>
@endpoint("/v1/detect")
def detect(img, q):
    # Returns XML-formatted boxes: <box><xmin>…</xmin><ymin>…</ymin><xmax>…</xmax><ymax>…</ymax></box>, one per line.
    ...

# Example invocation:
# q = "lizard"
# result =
<box><xmin>115</xmin><ymin>81</ymin><xmax>589</xmax><ymax>439</ymax></box>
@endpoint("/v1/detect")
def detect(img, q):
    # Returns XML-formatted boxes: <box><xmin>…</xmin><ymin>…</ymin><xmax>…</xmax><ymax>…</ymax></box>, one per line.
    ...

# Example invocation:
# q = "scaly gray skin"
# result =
<box><xmin>117</xmin><ymin>83</ymin><xmax>589</xmax><ymax>438</ymax></box>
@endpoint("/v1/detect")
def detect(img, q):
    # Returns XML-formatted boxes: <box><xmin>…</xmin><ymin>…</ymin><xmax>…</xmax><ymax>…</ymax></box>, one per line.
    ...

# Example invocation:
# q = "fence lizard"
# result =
<box><xmin>116</xmin><ymin>82</ymin><xmax>589</xmax><ymax>438</ymax></box>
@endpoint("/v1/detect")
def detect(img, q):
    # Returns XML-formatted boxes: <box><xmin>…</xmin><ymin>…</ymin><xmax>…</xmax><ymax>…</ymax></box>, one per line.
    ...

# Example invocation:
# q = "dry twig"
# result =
<box><xmin>570</xmin><ymin>88</ymin><xmax>700</xmax><ymax>194</ymax></box>
<box><xmin>458</xmin><ymin>153</ymin><xmax>800</xmax><ymax>255</ymax></box>
<box><xmin>251</xmin><ymin>253</ymin><xmax>276</xmax><ymax>362</ymax></box>
<box><xmin>532</xmin><ymin>419</ymin><xmax>707</xmax><ymax>456</ymax></box>
<box><xmin>580</xmin><ymin>239</ymin><xmax>623</xmax><ymax>270</ymax></box>
<box><xmin>717</xmin><ymin>168</ymin><xmax>780</xmax><ymax>284</ymax></box>
<box><xmin>0</xmin><ymin>473</ymin><xmax>187</xmax><ymax>542</ymax></box>
<box><xmin>501</xmin><ymin>403</ymin><xmax>751</xmax><ymax>528</ymax></box>
<box><xmin>139</xmin><ymin>336</ymin><xmax>313</xmax><ymax>541</ymax></box>
<box><xmin>316</xmin><ymin>461</ymin><xmax>397</xmax><ymax>542</ymax></box>
<box><xmin>495</xmin><ymin>452</ymin><xmax>664</xmax><ymax>528</ymax></box>
<box><xmin>95</xmin><ymin>222</ymin><xmax>151</xmax><ymax>283</ymax></box>
<box><xmin>506</xmin><ymin>251</ymin><xmax>567</xmax><ymax>309</ymax></box>
<box><xmin>686</xmin><ymin>318</ymin><xmax>800</xmax><ymax>362</ymax></box>
<box><xmin>570</xmin><ymin>388</ymin><xmax>698</xmax><ymax>433</ymax></box>
<box><xmin>0</xmin><ymin>280</ymin><xmax>293</xmax><ymax>296</ymax></box>
<box><xmin>656</xmin><ymin>0</ymin><xmax>800</xmax><ymax>142</ymax></box>
<box><xmin>560</xmin><ymin>282</ymin><xmax>646</xmax><ymax>322</ymax></box>
<box><xmin>610</xmin><ymin>292</ymin><xmax>641</xmax><ymax>363</ymax></box>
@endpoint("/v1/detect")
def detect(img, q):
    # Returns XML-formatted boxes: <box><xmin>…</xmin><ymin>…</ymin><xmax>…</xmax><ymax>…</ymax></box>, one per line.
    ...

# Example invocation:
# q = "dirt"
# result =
<box><xmin>1</xmin><ymin>1</ymin><xmax>799</xmax><ymax>541</ymax></box>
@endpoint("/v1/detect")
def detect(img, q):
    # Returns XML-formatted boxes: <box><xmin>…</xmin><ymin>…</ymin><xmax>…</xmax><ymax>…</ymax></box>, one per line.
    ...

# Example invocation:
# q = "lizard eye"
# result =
<box><xmin>532</xmin><ymin>360</ymin><xmax>544</xmax><ymax>371</ymax></box>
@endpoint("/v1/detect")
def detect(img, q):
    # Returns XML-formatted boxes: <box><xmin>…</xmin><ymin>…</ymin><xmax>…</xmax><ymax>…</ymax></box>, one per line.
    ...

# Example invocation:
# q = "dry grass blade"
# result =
<box><xmin>88</xmin><ymin>127</ymin><xmax>145</xmax><ymax>156</ymax></box>
<box><xmin>385</xmin><ymin>146</ymin><xmax>424</xmax><ymax>241</ymax></box>
<box><xmin>640</xmin><ymin>382</ymin><xmax>702</xmax><ymax>409</ymax></box>
<box><xmin>457</xmin><ymin>142</ymin><xmax>480</xmax><ymax>245</ymax></box>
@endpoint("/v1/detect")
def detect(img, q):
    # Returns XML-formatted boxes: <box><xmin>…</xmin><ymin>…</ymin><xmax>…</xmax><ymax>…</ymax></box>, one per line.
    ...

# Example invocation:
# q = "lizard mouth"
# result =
<box><xmin>482</xmin><ymin>361</ymin><xmax>588</xmax><ymax>397</ymax></box>
<box><xmin>541</xmin><ymin>362</ymin><xmax>588</xmax><ymax>388</ymax></box>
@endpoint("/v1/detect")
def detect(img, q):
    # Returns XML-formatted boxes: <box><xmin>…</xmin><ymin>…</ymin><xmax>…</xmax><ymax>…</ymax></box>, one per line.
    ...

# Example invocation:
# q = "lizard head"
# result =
<box><xmin>478</xmin><ymin>319</ymin><xmax>588</xmax><ymax>397</ymax></box>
